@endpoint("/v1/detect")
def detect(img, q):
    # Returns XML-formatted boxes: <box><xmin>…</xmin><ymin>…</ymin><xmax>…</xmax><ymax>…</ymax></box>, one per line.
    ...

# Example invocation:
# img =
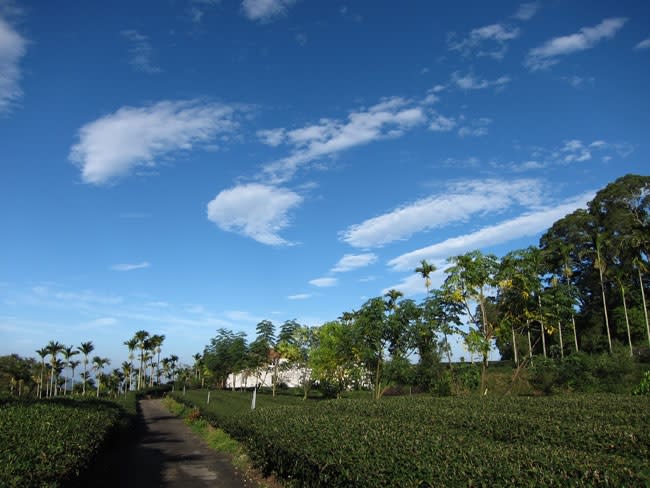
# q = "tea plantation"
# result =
<box><xmin>0</xmin><ymin>396</ymin><xmax>136</xmax><ymax>487</ymax></box>
<box><xmin>173</xmin><ymin>390</ymin><xmax>650</xmax><ymax>487</ymax></box>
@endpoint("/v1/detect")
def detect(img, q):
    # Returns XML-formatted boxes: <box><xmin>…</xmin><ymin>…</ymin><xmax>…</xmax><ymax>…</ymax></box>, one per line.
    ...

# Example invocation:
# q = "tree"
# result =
<box><xmin>61</xmin><ymin>345</ymin><xmax>78</xmax><ymax>395</ymax></box>
<box><xmin>78</xmin><ymin>341</ymin><xmax>94</xmax><ymax>395</ymax></box>
<box><xmin>204</xmin><ymin>329</ymin><xmax>248</xmax><ymax>389</ymax></box>
<box><xmin>148</xmin><ymin>334</ymin><xmax>165</xmax><ymax>386</ymax></box>
<box><xmin>46</xmin><ymin>340</ymin><xmax>64</xmax><ymax>397</ymax></box>
<box><xmin>69</xmin><ymin>359</ymin><xmax>81</xmax><ymax>394</ymax></box>
<box><xmin>121</xmin><ymin>361</ymin><xmax>133</xmax><ymax>393</ymax></box>
<box><xmin>92</xmin><ymin>356</ymin><xmax>110</xmax><ymax>397</ymax></box>
<box><xmin>133</xmin><ymin>330</ymin><xmax>150</xmax><ymax>390</ymax></box>
<box><xmin>35</xmin><ymin>347</ymin><xmax>48</xmax><ymax>399</ymax></box>
<box><xmin>354</xmin><ymin>297</ymin><xmax>390</xmax><ymax>400</ymax></box>
<box><xmin>444</xmin><ymin>250</ymin><xmax>499</xmax><ymax>394</ymax></box>
<box><xmin>415</xmin><ymin>259</ymin><xmax>437</xmax><ymax>292</ymax></box>
<box><xmin>310</xmin><ymin>320</ymin><xmax>359</xmax><ymax>398</ymax></box>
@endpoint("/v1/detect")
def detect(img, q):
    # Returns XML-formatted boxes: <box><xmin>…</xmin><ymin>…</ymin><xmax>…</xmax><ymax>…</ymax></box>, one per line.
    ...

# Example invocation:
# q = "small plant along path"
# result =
<box><xmin>92</xmin><ymin>398</ymin><xmax>255</xmax><ymax>488</ymax></box>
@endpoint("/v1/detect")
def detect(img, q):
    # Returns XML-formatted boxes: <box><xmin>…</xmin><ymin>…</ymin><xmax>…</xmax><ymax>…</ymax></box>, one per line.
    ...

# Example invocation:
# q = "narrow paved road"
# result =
<box><xmin>89</xmin><ymin>399</ymin><xmax>256</xmax><ymax>488</ymax></box>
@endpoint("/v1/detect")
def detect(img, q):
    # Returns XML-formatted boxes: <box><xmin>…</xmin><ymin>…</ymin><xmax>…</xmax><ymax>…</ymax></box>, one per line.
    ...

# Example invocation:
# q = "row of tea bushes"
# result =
<box><xmin>173</xmin><ymin>392</ymin><xmax>650</xmax><ymax>487</ymax></box>
<box><xmin>0</xmin><ymin>396</ymin><xmax>136</xmax><ymax>487</ymax></box>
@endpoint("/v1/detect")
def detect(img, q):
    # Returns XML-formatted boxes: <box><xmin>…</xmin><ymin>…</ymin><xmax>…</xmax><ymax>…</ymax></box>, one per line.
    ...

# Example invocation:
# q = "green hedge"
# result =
<box><xmin>173</xmin><ymin>392</ymin><xmax>650</xmax><ymax>487</ymax></box>
<box><xmin>0</xmin><ymin>396</ymin><xmax>137</xmax><ymax>487</ymax></box>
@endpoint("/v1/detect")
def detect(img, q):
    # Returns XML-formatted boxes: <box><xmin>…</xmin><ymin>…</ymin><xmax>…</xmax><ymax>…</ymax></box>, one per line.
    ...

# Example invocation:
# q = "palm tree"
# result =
<box><xmin>69</xmin><ymin>359</ymin><xmax>81</xmax><ymax>394</ymax></box>
<box><xmin>149</xmin><ymin>334</ymin><xmax>165</xmax><ymax>386</ymax></box>
<box><xmin>121</xmin><ymin>361</ymin><xmax>133</xmax><ymax>394</ymax></box>
<box><xmin>415</xmin><ymin>259</ymin><xmax>436</xmax><ymax>292</ymax></box>
<box><xmin>61</xmin><ymin>345</ymin><xmax>79</xmax><ymax>395</ymax></box>
<box><xmin>35</xmin><ymin>347</ymin><xmax>48</xmax><ymax>399</ymax></box>
<box><xmin>46</xmin><ymin>341</ymin><xmax>64</xmax><ymax>397</ymax></box>
<box><xmin>192</xmin><ymin>353</ymin><xmax>202</xmax><ymax>381</ymax></box>
<box><xmin>133</xmin><ymin>330</ymin><xmax>150</xmax><ymax>390</ymax></box>
<box><xmin>594</xmin><ymin>235</ymin><xmax>613</xmax><ymax>353</ymax></box>
<box><xmin>384</xmin><ymin>289</ymin><xmax>403</xmax><ymax>311</ymax></box>
<box><xmin>78</xmin><ymin>341</ymin><xmax>94</xmax><ymax>395</ymax></box>
<box><xmin>92</xmin><ymin>356</ymin><xmax>110</xmax><ymax>397</ymax></box>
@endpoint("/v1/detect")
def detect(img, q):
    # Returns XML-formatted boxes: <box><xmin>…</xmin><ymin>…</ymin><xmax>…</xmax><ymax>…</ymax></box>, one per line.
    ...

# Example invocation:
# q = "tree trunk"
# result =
<box><xmin>557</xmin><ymin>321</ymin><xmax>564</xmax><ymax>358</ymax></box>
<box><xmin>572</xmin><ymin>315</ymin><xmax>579</xmax><ymax>352</ymax></box>
<box><xmin>596</xmin><ymin>246</ymin><xmax>613</xmax><ymax>353</ymax></box>
<box><xmin>511</xmin><ymin>328</ymin><xmax>518</xmax><ymax>366</ymax></box>
<box><xmin>527</xmin><ymin>322</ymin><xmax>533</xmax><ymax>366</ymax></box>
<box><xmin>639</xmin><ymin>267</ymin><xmax>650</xmax><ymax>349</ymax></box>
<box><xmin>621</xmin><ymin>285</ymin><xmax>633</xmax><ymax>357</ymax></box>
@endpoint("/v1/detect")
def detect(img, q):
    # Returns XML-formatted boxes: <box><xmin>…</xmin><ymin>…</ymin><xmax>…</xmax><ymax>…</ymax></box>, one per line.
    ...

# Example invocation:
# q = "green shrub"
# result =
<box><xmin>633</xmin><ymin>371</ymin><xmax>650</xmax><ymax>395</ymax></box>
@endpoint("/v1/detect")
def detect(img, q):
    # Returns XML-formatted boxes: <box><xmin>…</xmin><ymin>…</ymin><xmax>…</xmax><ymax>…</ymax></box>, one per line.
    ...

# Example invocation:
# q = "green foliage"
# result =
<box><xmin>633</xmin><ymin>371</ymin><xmax>650</xmax><ymax>395</ymax></box>
<box><xmin>175</xmin><ymin>391</ymin><xmax>650</xmax><ymax>487</ymax></box>
<box><xmin>530</xmin><ymin>349</ymin><xmax>640</xmax><ymax>394</ymax></box>
<box><xmin>0</xmin><ymin>396</ymin><xmax>136</xmax><ymax>487</ymax></box>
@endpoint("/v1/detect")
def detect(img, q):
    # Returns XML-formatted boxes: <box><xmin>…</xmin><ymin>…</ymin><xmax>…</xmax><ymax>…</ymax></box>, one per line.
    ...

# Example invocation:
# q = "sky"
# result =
<box><xmin>1</xmin><ymin>0</ymin><xmax>649</xmax><ymax>368</ymax></box>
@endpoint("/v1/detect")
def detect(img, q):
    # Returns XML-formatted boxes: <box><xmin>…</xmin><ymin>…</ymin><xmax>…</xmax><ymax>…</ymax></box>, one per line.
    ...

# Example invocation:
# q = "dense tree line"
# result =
<box><xmin>202</xmin><ymin>174</ymin><xmax>650</xmax><ymax>396</ymax></box>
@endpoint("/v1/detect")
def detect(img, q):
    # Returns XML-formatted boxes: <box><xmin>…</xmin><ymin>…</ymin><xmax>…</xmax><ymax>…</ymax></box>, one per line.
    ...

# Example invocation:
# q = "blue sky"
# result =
<box><xmin>1</xmin><ymin>0</ymin><xmax>649</xmax><ymax>367</ymax></box>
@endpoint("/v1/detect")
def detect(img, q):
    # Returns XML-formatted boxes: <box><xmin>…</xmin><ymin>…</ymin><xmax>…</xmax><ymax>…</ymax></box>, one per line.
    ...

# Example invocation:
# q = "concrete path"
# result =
<box><xmin>88</xmin><ymin>399</ymin><xmax>256</xmax><ymax>488</ymax></box>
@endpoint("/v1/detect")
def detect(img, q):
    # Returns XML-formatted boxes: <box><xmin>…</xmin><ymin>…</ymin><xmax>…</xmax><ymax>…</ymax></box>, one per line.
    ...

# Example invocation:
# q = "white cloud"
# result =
<box><xmin>241</xmin><ymin>0</ymin><xmax>296</xmax><ymax>22</ymax></box>
<box><xmin>383</xmin><ymin>267</ymin><xmax>447</xmax><ymax>297</ymax></box>
<box><xmin>635</xmin><ymin>38</ymin><xmax>650</xmax><ymax>50</ymax></box>
<box><xmin>429</xmin><ymin>114</ymin><xmax>456</xmax><ymax>132</ymax></box>
<box><xmin>332</xmin><ymin>253</ymin><xmax>377</xmax><ymax>272</ymax></box>
<box><xmin>70</xmin><ymin>100</ymin><xmax>241</xmax><ymax>184</ymax></box>
<box><xmin>257</xmin><ymin>128</ymin><xmax>286</xmax><ymax>146</ymax></box>
<box><xmin>225</xmin><ymin>310</ymin><xmax>262</xmax><ymax>322</ymax></box>
<box><xmin>448</xmin><ymin>23</ymin><xmax>520</xmax><ymax>59</ymax></box>
<box><xmin>187</xmin><ymin>0</ymin><xmax>221</xmax><ymax>24</ymax></box>
<box><xmin>526</xmin><ymin>17</ymin><xmax>627</xmax><ymax>71</ymax></box>
<box><xmin>111</xmin><ymin>261</ymin><xmax>151</xmax><ymax>271</ymax></box>
<box><xmin>340</xmin><ymin>179</ymin><xmax>543</xmax><ymax>248</ymax></box>
<box><xmin>388</xmin><ymin>192</ymin><xmax>594</xmax><ymax>271</ymax></box>
<box><xmin>206</xmin><ymin>183</ymin><xmax>303</xmax><ymax>245</ymax></box>
<box><xmin>458</xmin><ymin>117</ymin><xmax>491</xmax><ymax>137</ymax></box>
<box><xmin>0</xmin><ymin>15</ymin><xmax>26</xmax><ymax>113</ymax></box>
<box><xmin>121</xmin><ymin>30</ymin><xmax>160</xmax><ymax>74</ymax></box>
<box><xmin>309</xmin><ymin>277</ymin><xmax>338</xmax><ymax>287</ymax></box>
<box><xmin>287</xmin><ymin>293</ymin><xmax>311</xmax><ymax>300</ymax></box>
<box><xmin>80</xmin><ymin>317</ymin><xmax>118</xmax><ymax>329</ymax></box>
<box><xmin>452</xmin><ymin>72</ymin><xmax>511</xmax><ymax>90</ymax></box>
<box><xmin>513</xmin><ymin>2</ymin><xmax>539</xmax><ymax>21</ymax></box>
<box><xmin>261</xmin><ymin>97</ymin><xmax>426</xmax><ymax>183</ymax></box>
<box><xmin>560</xmin><ymin>139</ymin><xmax>591</xmax><ymax>163</ymax></box>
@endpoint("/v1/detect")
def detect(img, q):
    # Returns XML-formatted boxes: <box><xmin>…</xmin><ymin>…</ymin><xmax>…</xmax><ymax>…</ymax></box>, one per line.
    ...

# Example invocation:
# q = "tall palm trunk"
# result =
<box><xmin>572</xmin><ymin>315</ymin><xmax>579</xmax><ymax>352</ymax></box>
<box><xmin>620</xmin><ymin>284</ymin><xmax>633</xmax><ymax>357</ymax></box>
<box><xmin>537</xmin><ymin>295</ymin><xmax>547</xmax><ymax>358</ymax></box>
<box><xmin>595</xmin><ymin>243</ymin><xmax>613</xmax><ymax>353</ymax></box>
<box><xmin>557</xmin><ymin>321</ymin><xmax>564</xmax><ymax>358</ymax></box>
<box><xmin>511</xmin><ymin>328</ymin><xmax>518</xmax><ymax>366</ymax></box>
<box><xmin>640</xmin><ymin>267</ymin><xmax>650</xmax><ymax>348</ymax></box>
<box><xmin>527</xmin><ymin>321</ymin><xmax>533</xmax><ymax>365</ymax></box>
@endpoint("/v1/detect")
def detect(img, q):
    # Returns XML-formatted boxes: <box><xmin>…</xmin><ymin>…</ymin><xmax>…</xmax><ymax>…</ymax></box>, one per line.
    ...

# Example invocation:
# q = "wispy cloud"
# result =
<box><xmin>513</xmin><ymin>2</ymin><xmax>540</xmax><ymax>21</ymax></box>
<box><xmin>260</xmin><ymin>97</ymin><xmax>426</xmax><ymax>183</ymax></box>
<box><xmin>309</xmin><ymin>277</ymin><xmax>338</xmax><ymax>287</ymax></box>
<box><xmin>206</xmin><ymin>183</ymin><xmax>303</xmax><ymax>246</ymax></box>
<box><xmin>121</xmin><ymin>30</ymin><xmax>160</xmax><ymax>74</ymax></box>
<box><xmin>70</xmin><ymin>100</ymin><xmax>243</xmax><ymax>184</ymax></box>
<box><xmin>332</xmin><ymin>253</ymin><xmax>377</xmax><ymax>272</ymax></box>
<box><xmin>387</xmin><ymin>192</ymin><xmax>594</xmax><ymax>271</ymax></box>
<box><xmin>241</xmin><ymin>0</ymin><xmax>296</xmax><ymax>22</ymax></box>
<box><xmin>458</xmin><ymin>117</ymin><xmax>491</xmax><ymax>137</ymax></box>
<box><xmin>187</xmin><ymin>0</ymin><xmax>221</xmax><ymax>24</ymax></box>
<box><xmin>340</xmin><ymin>179</ymin><xmax>543</xmax><ymax>248</ymax></box>
<box><xmin>287</xmin><ymin>293</ymin><xmax>311</xmax><ymax>300</ymax></box>
<box><xmin>0</xmin><ymin>14</ymin><xmax>26</xmax><ymax>113</ymax></box>
<box><xmin>525</xmin><ymin>17</ymin><xmax>627</xmax><ymax>71</ymax></box>
<box><xmin>451</xmin><ymin>72</ymin><xmax>511</xmax><ymax>91</ymax></box>
<box><xmin>448</xmin><ymin>23</ymin><xmax>520</xmax><ymax>60</ymax></box>
<box><xmin>429</xmin><ymin>114</ymin><xmax>456</xmax><ymax>132</ymax></box>
<box><xmin>111</xmin><ymin>261</ymin><xmax>151</xmax><ymax>272</ymax></box>
<box><xmin>635</xmin><ymin>38</ymin><xmax>650</xmax><ymax>50</ymax></box>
